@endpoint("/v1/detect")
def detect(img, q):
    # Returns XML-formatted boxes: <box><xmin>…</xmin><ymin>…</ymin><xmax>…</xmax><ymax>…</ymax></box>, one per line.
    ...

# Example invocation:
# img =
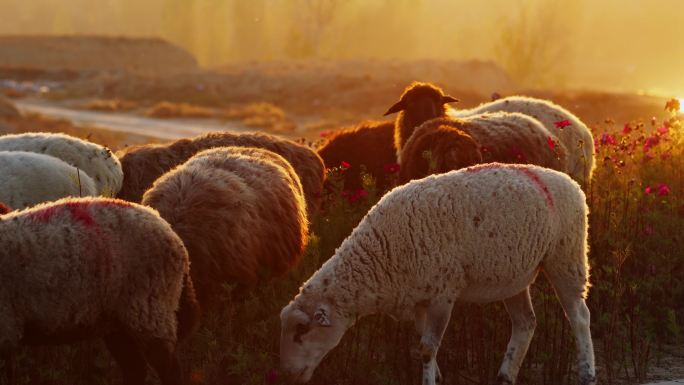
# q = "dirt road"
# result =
<box><xmin>14</xmin><ymin>99</ymin><xmax>250</xmax><ymax>140</ymax></box>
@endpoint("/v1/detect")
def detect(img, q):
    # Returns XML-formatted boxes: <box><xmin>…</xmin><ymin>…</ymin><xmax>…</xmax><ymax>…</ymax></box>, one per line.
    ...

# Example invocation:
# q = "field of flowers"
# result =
<box><xmin>1</xmin><ymin>100</ymin><xmax>682</xmax><ymax>385</ymax></box>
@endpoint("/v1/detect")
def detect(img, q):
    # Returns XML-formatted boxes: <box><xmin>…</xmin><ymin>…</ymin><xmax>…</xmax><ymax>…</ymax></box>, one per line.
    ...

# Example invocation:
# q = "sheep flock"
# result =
<box><xmin>0</xmin><ymin>80</ymin><xmax>603</xmax><ymax>385</ymax></box>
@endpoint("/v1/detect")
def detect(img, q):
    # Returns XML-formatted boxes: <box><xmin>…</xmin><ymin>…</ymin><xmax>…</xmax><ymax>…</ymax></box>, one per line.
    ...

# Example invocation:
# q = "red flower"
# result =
<box><xmin>643</xmin><ymin>135</ymin><xmax>660</xmax><ymax>152</ymax></box>
<box><xmin>341</xmin><ymin>188</ymin><xmax>368</xmax><ymax>204</ymax></box>
<box><xmin>600</xmin><ymin>133</ymin><xmax>617</xmax><ymax>146</ymax></box>
<box><xmin>319</xmin><ymin>131</ymin><xmax>330</xmax><ymax>138</ymax></box>
<box><xmin>554</xmin><ymin>120</ymin><xmax>571</xmax><ymax>129</ymax></box>
<box><xmin>340</xmin><ymin>161</ymin><xmax>350</xmax><ymax>170</ymax></box>
<box><xmin>657</xmin><ymin>183</ymin><xmax>670</xmax><ymax>196</ymax></box>
<box><xmin>657</xmin><ymin>125</ymin><xmax>669</xmax><ymax>134</ymax></box>
<box><xmin>547</xmin><ymin>136</ymin><xmax>556</xmax><ymax>150</ymax></box>
<box><xmin>665</xmin><ymin>98</ymin><xmax>680</xmax><ymax>113</ymax></box>
<box><xmin>622</xmin><ymin>123</ymin><xmax>632</xmax><ymax>134</ymax></box>
<box><xmin>644</xmin><ymin>186</ymin><xmax>653</xmax><ymax>195</ymax></box>
<box><xmin>383</xmin><ymin>163</ymin><xmax>401</xmax><ymax>173</ymax></box>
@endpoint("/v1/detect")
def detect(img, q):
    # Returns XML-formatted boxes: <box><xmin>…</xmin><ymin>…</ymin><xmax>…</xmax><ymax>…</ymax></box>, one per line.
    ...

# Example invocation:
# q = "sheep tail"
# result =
<box><xmin>176</xmin><ymin>272</ymin><xmax>201</xmax><ymax>343</ymax></box>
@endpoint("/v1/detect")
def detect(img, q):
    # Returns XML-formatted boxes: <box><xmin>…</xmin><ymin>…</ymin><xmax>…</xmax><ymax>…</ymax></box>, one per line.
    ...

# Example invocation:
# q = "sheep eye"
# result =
<box><xmin>294</xmin><ymin>323</ymin><xmax>309</xmax><ymax>344</ymax></box>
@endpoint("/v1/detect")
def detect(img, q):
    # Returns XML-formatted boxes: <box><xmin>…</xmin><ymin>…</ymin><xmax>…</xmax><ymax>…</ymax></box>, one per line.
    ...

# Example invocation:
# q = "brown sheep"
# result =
<box><xmin>316</xmin><ymin>120</ymin><xmax>397</xmax><ymax>191</ymax></box>
<box><xmin>141</xmin><ymin>147</ymin><xmax>309</xmax><ymax>309</ymax></box>
<box><xmin>398</xmin><ymin>124</ymin><xmax>483</xmax><ymax>184</ymax></box>
<box><xmin>400</xmin><ymin>114</ymin><xmax>568</xmax><ymax>184</ymax></box>
<box><xmin>117</xmin><ymin>131</ymin><xmax>325</xmax><ymax>217</ymax></box>
<box><xmin>383</xmin><ymin>82</ymin><xmax>458</xmax><ymax>156</ymax></box>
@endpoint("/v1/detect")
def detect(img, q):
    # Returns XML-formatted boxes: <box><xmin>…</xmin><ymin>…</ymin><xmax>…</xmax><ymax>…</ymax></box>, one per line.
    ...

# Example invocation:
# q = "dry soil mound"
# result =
<box><xmin>0</xmin><ymin>35</ymin><xmax>198</xmax><ymax>75</ymax></box>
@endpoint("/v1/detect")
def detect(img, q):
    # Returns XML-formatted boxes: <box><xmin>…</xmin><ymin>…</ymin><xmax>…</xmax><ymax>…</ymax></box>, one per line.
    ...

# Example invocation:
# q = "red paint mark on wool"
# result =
<box><xmin>517</xmin><ymin>168</ymin><xmax>554</xmax><ymax>209</ymax></box>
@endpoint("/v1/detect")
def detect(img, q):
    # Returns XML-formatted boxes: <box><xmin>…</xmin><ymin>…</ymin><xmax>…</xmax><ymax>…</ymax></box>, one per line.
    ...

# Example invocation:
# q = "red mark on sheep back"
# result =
<box><xmin>517</xmin><ymin>168</ymin><xmax>554</xmax><ymax>209</ymax></box>
<box><xmin>554</xmin><ymin>120</ymin><xmax>571</xmax><ymax>129</ymax></box>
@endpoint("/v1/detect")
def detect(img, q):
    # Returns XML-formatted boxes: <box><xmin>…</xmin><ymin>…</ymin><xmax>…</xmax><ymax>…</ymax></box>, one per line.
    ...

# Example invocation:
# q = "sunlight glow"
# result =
<box><xmin>679</xmin><ymin>98</ymin><xmax>684</xmax><ymax>111</ymax></box>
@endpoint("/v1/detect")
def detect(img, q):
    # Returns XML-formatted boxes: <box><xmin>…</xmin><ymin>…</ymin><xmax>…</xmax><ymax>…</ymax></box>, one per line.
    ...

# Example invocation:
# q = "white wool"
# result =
<box><xmin>0</xmin><ymin>132</ymin><xmax>123</xmax><ymax>196</ymax></box>
<box><xmin>0</xmin><ymin>151</ymin><xmax>97</xmax><ymax>209</ymax></box>
<box><xmin>450</xmin><ymin>96</ymin><xmax>594</xmax><ymax>186</ymax></box>
<box><xmin>296</xmin><ymin>163</ymin><xmax>588</xmax><ymax>319</ymax></box>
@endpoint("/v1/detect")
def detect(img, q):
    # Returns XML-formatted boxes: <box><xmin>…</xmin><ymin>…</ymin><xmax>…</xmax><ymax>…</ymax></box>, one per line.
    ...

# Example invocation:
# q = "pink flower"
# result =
<box><xmin>319</xmin><ymin>131</ymin><xmax>330</xmax><ymax>138</ymax></box>
<box><xmin>554</xmin><ymin>120</ymin><xmax>571</xmax><ymax>129</ymax></box>
<box><xmin>657</xmin><ymin>125</ymin><xmax>669</xmax><ymax>134</ymax></box>
<box><xmin>600</xmin><ymin>133</ymin><xmax>617</xmax><ymax>145</ymax></box>
<box><xmin>340</xmin><ymin>161</ymin><xmax>350</xmax><ymax>170</ymax></box>
<box><xmin>643</xmin><ymin>135</ymin><xmax>660</xmax><ymax>152</ymax></box>
<box><xmin>657</xmin><ymin>183</ymin><xmax>670</xmax><ymax>196</ymax></box>
<box><xmin>383</xmin><ymin>163</ymin><xmax>401</xmax><ymax>173</ymax></box>
<box><xmin>622</xmin><ymin>123</ymin><xmax>632</xmax><ymax>134</ymax></box>
<box><xmin>547</xmin><ymin>136</ymin><xmax>556</xmax><ymax>150</ymax></box>
<box><xmin>644</xmin><ymin>186</ymin><xmax>653</xmax><ymax>195</ymax></box>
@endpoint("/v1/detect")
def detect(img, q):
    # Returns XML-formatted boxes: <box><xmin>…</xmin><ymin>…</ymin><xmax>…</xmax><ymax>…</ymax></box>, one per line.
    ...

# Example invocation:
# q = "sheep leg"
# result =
<box><xmin>413</xmin><ymin>306</ymin><xmax>442</xmax><ymax>382</ymax></box>
<box><xmin>104</xmin><ymin>332</ymin><xmax>148</xmax><ymax>385</ymax></box>
<box><xmin>142</xmin><ymin>338</ymin><xmax>183</xmax><ymax>385</ymax></box>
<box><xmin>496</xmin><ymin>288</ymin><xmax>536</xmax><ymax>385</ymax></box>
<box><xmin>553</xmin><ymin>291</ymin><xmax>596</xmax><ymax>385</ymax></box>
<box><xmin>417</xmin><ymin>302</ymin><xmax>453</xmax><ymax>385</ymax></box>
<box><xmin>543</xmin><ymin>267</ymin><xmax>596</xmax><ymax>385</ymax></box>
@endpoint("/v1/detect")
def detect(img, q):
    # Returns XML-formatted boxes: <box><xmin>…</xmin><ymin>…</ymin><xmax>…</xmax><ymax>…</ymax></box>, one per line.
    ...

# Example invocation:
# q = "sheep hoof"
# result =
<box><xmin>495</xmin><ymin>374</ymin><xmax>514</xmax><ymax>385</ymax></box>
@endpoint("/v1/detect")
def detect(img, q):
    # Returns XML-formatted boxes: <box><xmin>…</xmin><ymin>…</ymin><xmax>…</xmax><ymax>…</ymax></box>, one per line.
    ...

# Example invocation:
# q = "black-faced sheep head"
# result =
<box><xmin>0</xmin><ymin>202</ymin><xmax>11</xmax><ymax>215</ymax></box>
<box><xmin>384</xmin><ymin>82</ymin><xmax>458</xmax><ymax>118</ymax></box>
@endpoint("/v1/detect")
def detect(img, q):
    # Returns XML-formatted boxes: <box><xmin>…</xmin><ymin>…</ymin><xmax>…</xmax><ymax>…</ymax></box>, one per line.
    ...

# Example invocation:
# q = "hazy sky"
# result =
<box><xmin>0</xmin><ymin>0</ymin><xmax>682</xmax><ymax>95</ymax></box>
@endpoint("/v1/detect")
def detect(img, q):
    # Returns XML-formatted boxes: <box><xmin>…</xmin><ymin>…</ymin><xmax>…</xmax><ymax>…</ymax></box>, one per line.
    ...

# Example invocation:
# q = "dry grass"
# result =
<box><xmin>145</xmin><ymin>101</ymin><xmax>215</xmax><ymax>119</ymax></box>
<box><xmin>221</xmin><ymin>102</ymin><xmax>295</xmax><ymax>133</ymax></box>
<box><xmin>79</xmin><ymin>99</ymin><xmax>138</xmax><ymax>112</ymax></box>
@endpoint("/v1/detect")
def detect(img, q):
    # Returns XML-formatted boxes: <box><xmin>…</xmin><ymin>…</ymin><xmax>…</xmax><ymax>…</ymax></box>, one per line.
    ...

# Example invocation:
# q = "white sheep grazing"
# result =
<box><xmin>280</xmin><ymin>163</ymin><xmax>595</xmax><ymax>385</ymax></box>
<box><xmin>0</xmin><ymin>132</ymin><xmax>123</xmax><ymax>196</ymax></box>
<box><xmin>0</xmin><ymin>197</ymin><xmax>199</xmax><ymax>385</ymax></box>
<box><xmin>450</xmin><ymin>96</ymin><xmax>594</xmax><ymax>186</ymax></box>
<box><xmin>0</xmin><ymin>151</ymin><xmax>97</xmax><ymax>209</ymax></box>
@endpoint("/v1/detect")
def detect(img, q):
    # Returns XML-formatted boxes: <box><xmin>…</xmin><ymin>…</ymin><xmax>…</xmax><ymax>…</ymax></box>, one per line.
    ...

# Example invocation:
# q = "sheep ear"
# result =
<box><xmin>442</xmin><ymin>95</ymin><xmax>459</xmax><ymax>104</ymax></box>
<box><xmin>384</xmin><ymin>100</ymin><xmax>407</xmax><ymax>116</ymax></box>
<box><xmin>313</xmin><ymin>306</ymin><xmax>332</xmax><ymax>327</ymax></box>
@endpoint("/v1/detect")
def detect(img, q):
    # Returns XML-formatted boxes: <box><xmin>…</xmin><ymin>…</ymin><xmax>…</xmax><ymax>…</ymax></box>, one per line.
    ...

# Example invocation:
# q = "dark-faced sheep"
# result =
<box><xmin>280</xmin><ymin>163</ymin><xmax>595</xmax><ymax>385</ymax></box>
<box><xmin>383</xmin><ymin>82</ymin><xmax>458</xmax><ymax>157</ymax></box>
<box><xmin>399</xmin><ymin>113</ymin><xmax>567</xmax><ymax>184</ymax></box>
<box><xmin>117</xmin><ymin>131</ymin><xmax>325</xmax><ymax>217</ymax></box>
<box><xmin>141</xmin><ymin>146</ymin><xmax>309</xmax><ymax>309</ymax></box>
<box><xmin>316</xmin><ymin>120</ymin><xmax>397</xmax><ymax>191</ymax></box>
<box><xmin>0</xmin><ymin>197</ymin><xmax>200</xmax><ymax>385</ymax></box>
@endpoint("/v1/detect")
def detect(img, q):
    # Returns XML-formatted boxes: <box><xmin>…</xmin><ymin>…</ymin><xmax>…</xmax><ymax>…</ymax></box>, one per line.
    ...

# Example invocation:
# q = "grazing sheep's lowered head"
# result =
<box><xmin>0</xmin><ymin>150</ymin><xmax>98</xmax><ymax>209</ymax></box>
<box><xmin>0</xmin><ymin>132</ymin><xmax>123</xmax><ymax>196</ymax></box>
<box><xmin>384</xmin><ymin>82</ymin><xmax>459</xmax><ymax>154</ymax></box>
<box><xmin>399</xmin><ymin>123</ymin><xmax>483</xmax><ymax>184</ymax></box>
